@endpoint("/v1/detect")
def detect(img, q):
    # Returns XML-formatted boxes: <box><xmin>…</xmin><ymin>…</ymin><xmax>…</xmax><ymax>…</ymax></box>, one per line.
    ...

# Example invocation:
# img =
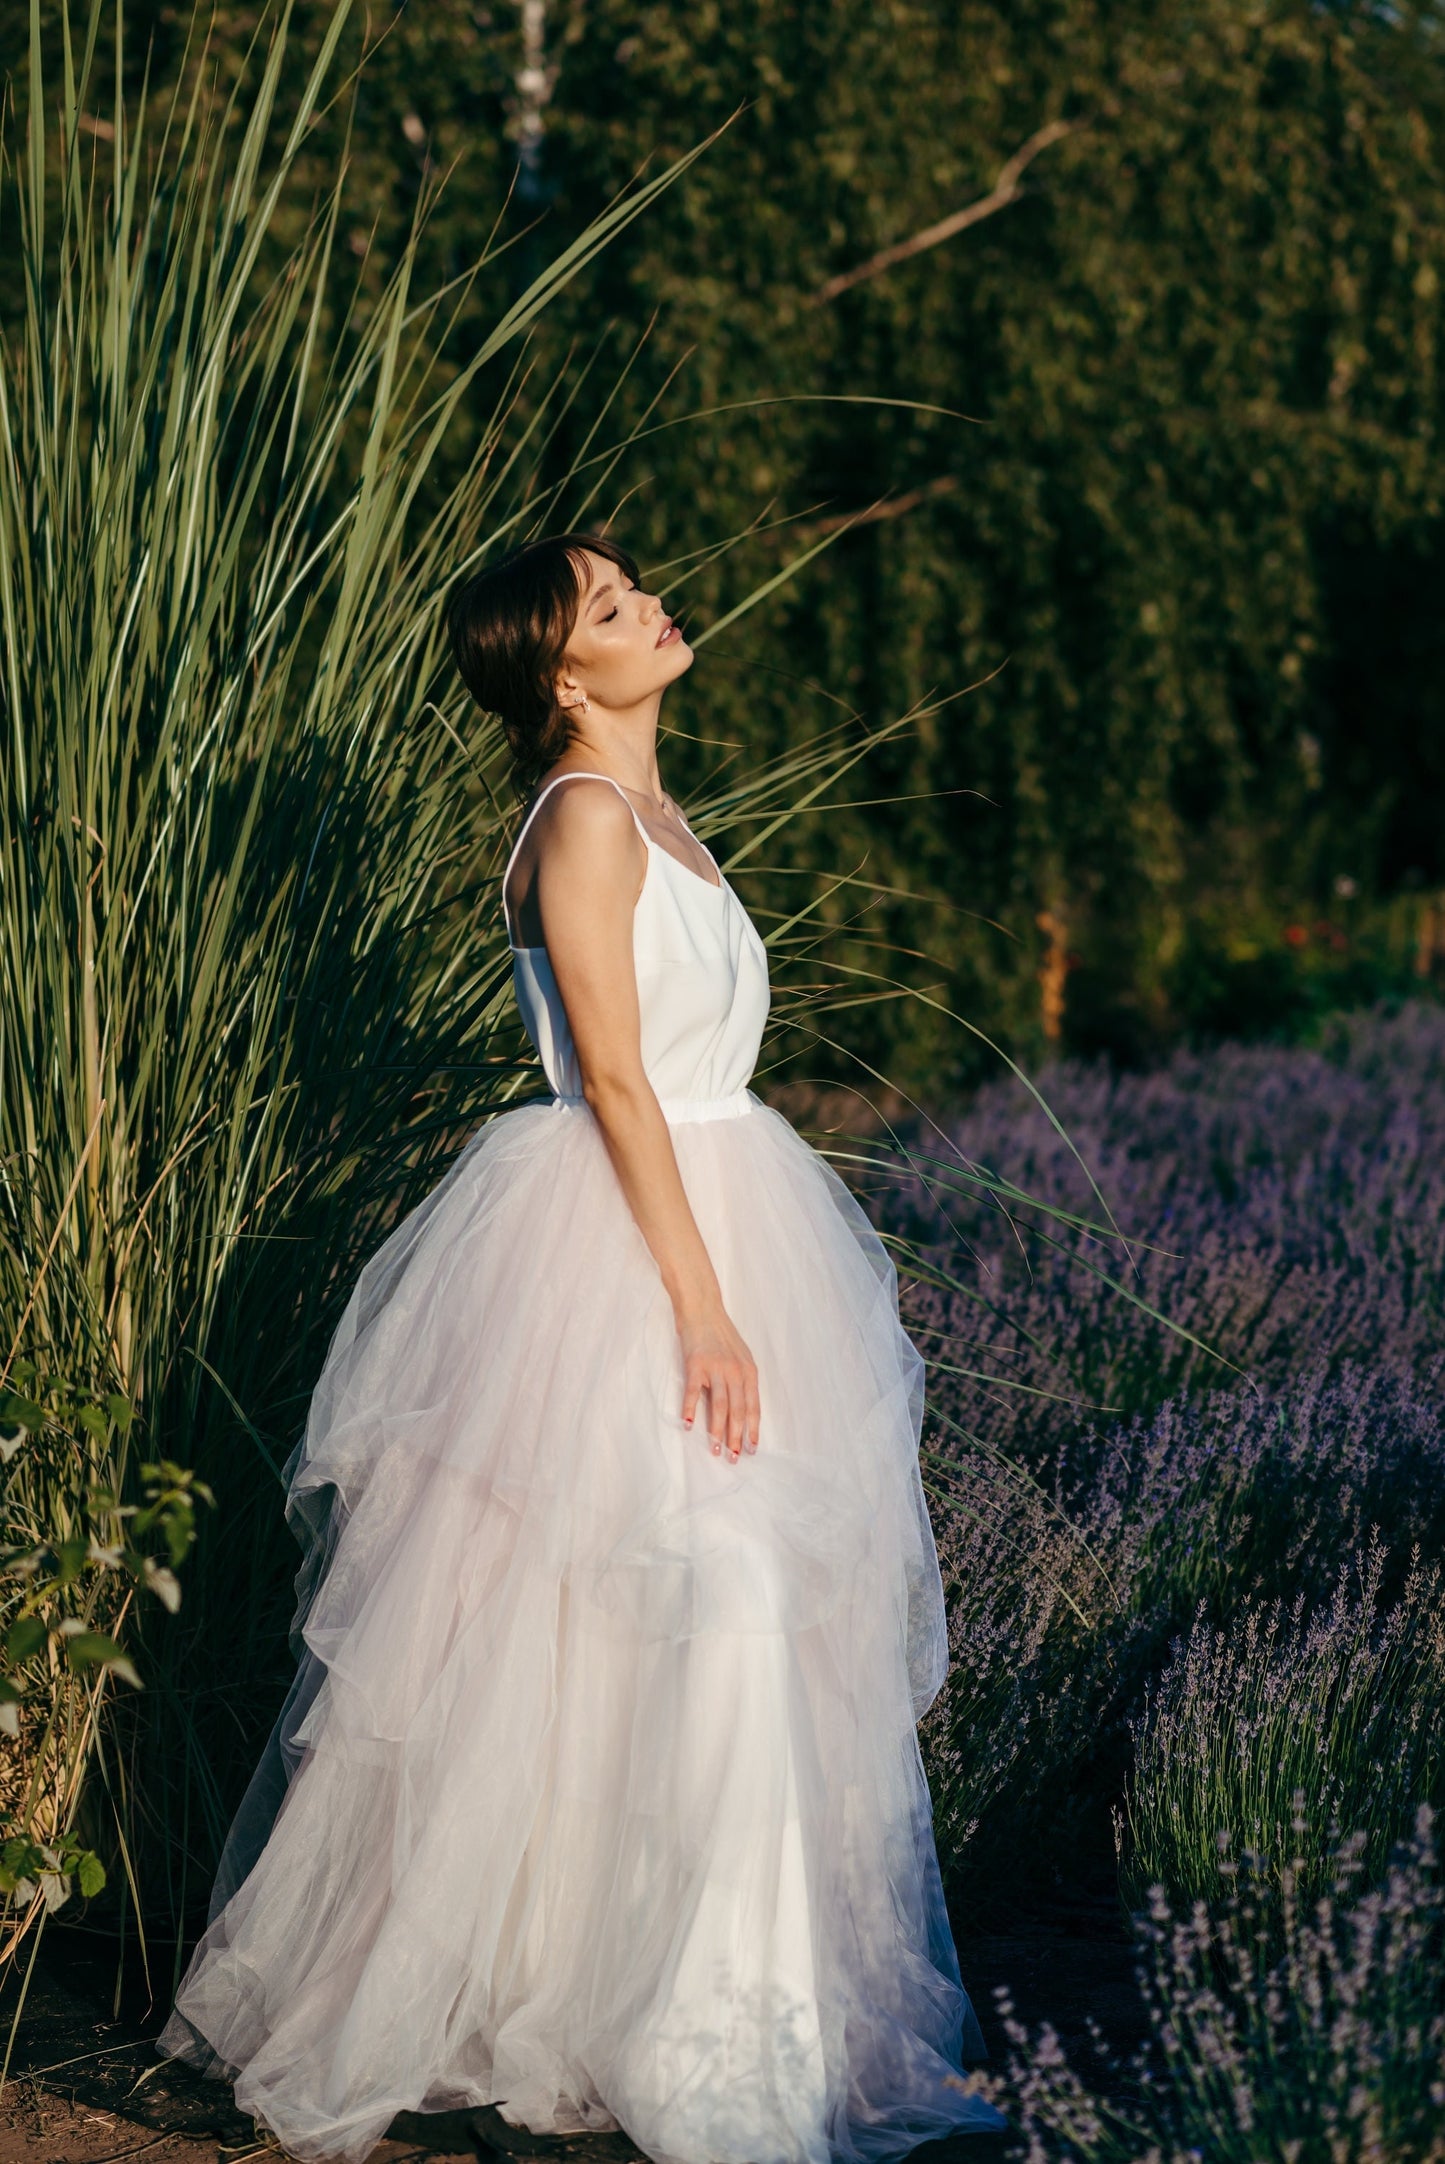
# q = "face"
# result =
<box><xmin>555</xmin><ymin>549</ymin><xmax>693</xmax><ymax>716</ymax></box>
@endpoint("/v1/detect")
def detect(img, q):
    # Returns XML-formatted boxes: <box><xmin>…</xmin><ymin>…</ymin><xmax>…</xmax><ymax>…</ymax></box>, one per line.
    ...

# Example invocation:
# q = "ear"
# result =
<box><xmin>554</xmin><ymin>670</ymin><xmax>590</xmax><ymax>715</ymax></box>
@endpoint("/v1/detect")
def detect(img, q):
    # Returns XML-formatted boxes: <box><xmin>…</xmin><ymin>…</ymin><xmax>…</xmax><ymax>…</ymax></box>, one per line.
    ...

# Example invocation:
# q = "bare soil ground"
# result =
<box><xmin>0</xmin><ymin>1891</ymin><xmax>1143</xmax><ymax>2164</ymax></box>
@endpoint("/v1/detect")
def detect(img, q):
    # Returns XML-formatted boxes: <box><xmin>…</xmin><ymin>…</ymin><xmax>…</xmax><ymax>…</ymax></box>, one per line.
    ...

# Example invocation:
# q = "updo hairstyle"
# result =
<box><xmin>446</xmin><ymin>531</ymin><xmax>640</xmax><ymax>804</ymax></box>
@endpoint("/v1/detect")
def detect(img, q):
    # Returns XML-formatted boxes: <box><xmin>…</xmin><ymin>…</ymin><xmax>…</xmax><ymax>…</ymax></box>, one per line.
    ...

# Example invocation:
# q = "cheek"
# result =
<box><xmin>589</xmin><ymin>628</ymin><xmax>659</xmax><ymax>695</ymax></box>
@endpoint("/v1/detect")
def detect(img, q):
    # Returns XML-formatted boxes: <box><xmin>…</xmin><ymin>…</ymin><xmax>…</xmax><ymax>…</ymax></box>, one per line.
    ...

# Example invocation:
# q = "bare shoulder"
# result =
<box><xmin>531</xmin><ymin>771</ymin><xmax>636</xmax><ymax>851</ymax></box>
<box><xmin>526</xmin><ymin>774</ymin><xmax>644</xmax><ymax>898</ymax></box>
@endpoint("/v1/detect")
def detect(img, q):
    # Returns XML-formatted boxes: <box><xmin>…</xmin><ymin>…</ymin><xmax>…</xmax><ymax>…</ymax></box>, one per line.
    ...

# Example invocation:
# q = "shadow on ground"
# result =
<box><xmin>0</xmin><ymin>1891</ymin><xmax>1143</xmax><ymax>2163</ymax></box>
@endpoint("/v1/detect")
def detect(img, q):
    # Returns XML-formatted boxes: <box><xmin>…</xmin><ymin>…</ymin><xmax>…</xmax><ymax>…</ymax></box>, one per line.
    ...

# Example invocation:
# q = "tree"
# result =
<box><xmin>6</xmin><ymin>0</ymin><xmax>1443</xmax><ymax>1078</ymax></box>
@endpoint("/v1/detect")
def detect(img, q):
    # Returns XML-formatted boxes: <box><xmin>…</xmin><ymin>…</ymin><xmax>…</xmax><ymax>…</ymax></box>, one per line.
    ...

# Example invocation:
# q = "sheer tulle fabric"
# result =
<box><xmin>157</xmin><ymin>773</ymin><xmax>1003</xmax><ymax>2161</ymax></box>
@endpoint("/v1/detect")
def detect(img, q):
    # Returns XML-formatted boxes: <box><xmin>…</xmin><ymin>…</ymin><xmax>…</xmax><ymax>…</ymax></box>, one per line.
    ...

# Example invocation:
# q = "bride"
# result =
<box><xmin>155</xmin><ymin>532</ymin><xmax>1006</xmax><ymax>2163</ymax></box>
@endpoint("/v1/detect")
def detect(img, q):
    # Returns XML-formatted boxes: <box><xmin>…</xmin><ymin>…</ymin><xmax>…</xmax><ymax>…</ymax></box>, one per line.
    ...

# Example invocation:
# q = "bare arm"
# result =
<box><xmin>530</xmin><ymin>780</ymin><xmax>760</xmax><ymax>1462</ymax></box>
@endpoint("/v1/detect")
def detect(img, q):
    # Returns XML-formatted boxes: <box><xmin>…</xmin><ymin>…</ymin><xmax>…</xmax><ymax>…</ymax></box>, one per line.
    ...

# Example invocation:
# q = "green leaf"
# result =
<box><xmin>75</xmin><ymin>1850</ymin><xmax>106</xmax><ymax>1898</ymax></box>
<box><xmin>53</xmin><ymin>1537</ymin><xmax>90</xmax><ymax>1584</ymax></box>
<box><xmin>4</xmin><ymin>1614</ymin><xmax>47</xmax><ymax>1663</ymax></box>
<box><xmin>62</xmin><ymin>1631</ymin><xmax>143</xmax><ymax>1688</ymax></box>
<box><xmin>164</xmin><ymin>1516</ymin><xmax>195</xmax><ymax>1569</ymax></box>
<box><xmin>0</xmin><ymin>1837</ymin><xmax>37</xmax><ymax>1880</ymax></box>
<box><xmin>39</xmin><ymin>1870</ymin><xmax>71</xmax><ymax>1914</ymax></box>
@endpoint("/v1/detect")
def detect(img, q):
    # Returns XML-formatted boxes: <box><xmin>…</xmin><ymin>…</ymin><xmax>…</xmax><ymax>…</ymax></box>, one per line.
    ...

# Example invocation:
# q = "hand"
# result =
<box><xmin>678</xmin><ymin>1305</ymin><xmax>760</xmax><ymax>1462</ymax></box>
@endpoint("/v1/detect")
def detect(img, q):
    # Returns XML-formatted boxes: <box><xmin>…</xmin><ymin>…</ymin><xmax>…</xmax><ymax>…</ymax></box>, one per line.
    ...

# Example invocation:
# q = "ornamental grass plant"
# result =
<box><xmin>6</xmin><ymin>4</ymin><xmax>1438</xmax><ymax>2142</ymax></box>
<box><xmin>0</xmin><ymin>0</ymin><xmax>712</xmax><ymax>1983</ymax></box>
<box><xmin>1</xmin><ymin>0</ymin><xmax>1157</xmax><ymax>2037</ymax></box>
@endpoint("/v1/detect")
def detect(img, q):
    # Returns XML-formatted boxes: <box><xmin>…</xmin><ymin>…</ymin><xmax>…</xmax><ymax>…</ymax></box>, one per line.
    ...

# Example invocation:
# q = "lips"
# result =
<box><xmin>655</xmin><ymin>618</ymin><xmax>681</xmax><ymax>647</ymax></box>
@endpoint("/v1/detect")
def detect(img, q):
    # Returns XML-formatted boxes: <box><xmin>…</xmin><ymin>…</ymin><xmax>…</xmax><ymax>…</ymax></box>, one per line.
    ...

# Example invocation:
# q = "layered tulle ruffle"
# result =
<box><xmin>156</xmin><ymin>1093</ymin><xmax>1002</xmax><ymax>2163</ymax></box>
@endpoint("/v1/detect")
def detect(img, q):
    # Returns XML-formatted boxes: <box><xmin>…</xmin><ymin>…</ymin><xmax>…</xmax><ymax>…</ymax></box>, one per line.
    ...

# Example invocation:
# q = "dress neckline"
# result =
<box><xmin>504</xmin><ymin>770</ymin><xmax>728</xmax><ymax>956</ymax></box>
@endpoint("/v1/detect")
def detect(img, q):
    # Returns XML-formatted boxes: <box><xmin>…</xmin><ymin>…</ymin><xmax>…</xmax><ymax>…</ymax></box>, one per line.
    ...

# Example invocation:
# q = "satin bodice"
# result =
<box><xmin>503</xmin><ymin>772</ymin><xmax>771</xmax><ymax>1121</ymax></box>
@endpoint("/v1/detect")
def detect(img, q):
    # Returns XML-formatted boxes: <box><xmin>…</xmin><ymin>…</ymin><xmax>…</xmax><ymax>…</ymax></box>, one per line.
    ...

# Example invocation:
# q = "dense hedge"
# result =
<box><xmin>8</xmin><ymin>0</ymin><xmax>1441</xmax><ymax>1085</ymax></box>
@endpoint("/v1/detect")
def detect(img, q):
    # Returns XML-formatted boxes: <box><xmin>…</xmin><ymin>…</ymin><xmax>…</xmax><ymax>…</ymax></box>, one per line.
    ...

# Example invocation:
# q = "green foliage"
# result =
<box><xmin>1156</xmin><ymin>886</ymin><xmax>1433</xmax><ymax>1051</ymax></box>
<box><xmin>0</xmin><ymin>0</ymin><xmax>720</xmax><ymax>1942</ymax></box>
<box><xmin>1</xmin><ymin>1</ymin><xmax>1138</xmax><ymax>1954</ymax></box>
<box><xmin>0</xmin><ymin>1361</ymin><xmax>210</xmax><ymax>1938</ymax></box>
<box><xmin>0</xmin><ymin>1830</ymin><xmax>106</xmax><ymax>1914</ymax></box>
<box><xmin>63</xmin><ymin>0</ymin><xmax>1443</xmax><ymax>1079</ymax></box>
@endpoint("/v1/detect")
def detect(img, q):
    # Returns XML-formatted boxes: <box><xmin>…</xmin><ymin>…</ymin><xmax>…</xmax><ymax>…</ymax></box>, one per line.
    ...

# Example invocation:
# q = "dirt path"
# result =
<box><xmin>0</xmin><ymin>1900</ymin><xmax>1143</xmax><ymax>2164</ymax></box>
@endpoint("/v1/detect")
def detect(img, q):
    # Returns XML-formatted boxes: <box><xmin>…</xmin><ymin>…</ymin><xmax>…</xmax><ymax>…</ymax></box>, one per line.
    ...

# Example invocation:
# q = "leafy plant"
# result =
<box><xmin>1</xmin><ymin>1361</ymin><xmax>211</xmax><ymax>1949</ymax></box>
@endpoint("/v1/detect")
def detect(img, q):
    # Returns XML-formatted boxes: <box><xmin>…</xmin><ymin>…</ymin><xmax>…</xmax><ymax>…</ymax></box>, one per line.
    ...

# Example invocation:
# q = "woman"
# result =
<box><xmin>156</xmin><ymin>533</ymin><xmax>1005</xmax><ymax>2163</ymax></box>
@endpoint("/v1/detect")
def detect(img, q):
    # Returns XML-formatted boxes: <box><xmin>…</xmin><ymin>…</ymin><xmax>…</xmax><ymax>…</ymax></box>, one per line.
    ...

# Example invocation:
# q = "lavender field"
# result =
<box><xmin>878</xmin><ymin>1000</ymin><xmax>1445</xmax><ymax>2158</ymax></box>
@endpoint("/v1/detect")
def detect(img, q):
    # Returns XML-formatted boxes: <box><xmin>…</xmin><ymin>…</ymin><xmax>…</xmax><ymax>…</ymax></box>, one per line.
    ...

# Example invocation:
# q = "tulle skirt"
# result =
<box><xmin>156</xmin><ymin>1090</ymin><xmax>1003</xmax><ymax>2163</ymax></box>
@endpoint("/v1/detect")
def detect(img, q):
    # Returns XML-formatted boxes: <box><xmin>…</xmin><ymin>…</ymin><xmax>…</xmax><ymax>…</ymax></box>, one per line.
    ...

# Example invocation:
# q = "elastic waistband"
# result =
<box><xmin>550</xmin><ymin>1087</ymin><xmax>756</xmax><ymax>1125</ymax></box>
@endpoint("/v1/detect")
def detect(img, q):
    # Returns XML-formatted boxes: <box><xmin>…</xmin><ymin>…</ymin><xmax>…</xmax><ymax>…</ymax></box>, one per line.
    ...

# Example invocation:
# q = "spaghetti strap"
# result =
<box><xmin>500</xmin><ymin>772</ymin><xmax>651</xmax><ymax>942</ymax></box>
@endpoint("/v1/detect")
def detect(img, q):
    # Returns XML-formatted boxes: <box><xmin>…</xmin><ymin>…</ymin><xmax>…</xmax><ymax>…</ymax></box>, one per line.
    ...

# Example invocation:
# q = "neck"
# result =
<box><xmin>565</xmin><ymin>692</ymin><xmax>668</xmax><ymax>799</ymax></box>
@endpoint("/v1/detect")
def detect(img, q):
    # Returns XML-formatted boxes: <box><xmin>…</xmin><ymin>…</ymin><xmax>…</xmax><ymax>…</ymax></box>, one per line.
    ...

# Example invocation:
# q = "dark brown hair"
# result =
<box><xmin>445</xmin><ymin>531</ymin><xmax>641</xmax><ymax>803</ymax></box>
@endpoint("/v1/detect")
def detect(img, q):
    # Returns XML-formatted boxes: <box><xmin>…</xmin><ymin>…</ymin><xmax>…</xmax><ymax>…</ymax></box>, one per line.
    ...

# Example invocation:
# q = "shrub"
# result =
<box><xmin>887</xmin><ymin>1000</ymin><xmax>1445</xmax><ymax>1459</ymax></box>
<box><xmin>919</xmin><ymin>1358</ymin><xmax>1445</xmax><ymax>1903</ymax></box>
<box><xmin>902</xmin><ymin>1009</ymin><xmax>1445</xmax><ymax>1902</ymax></box>
<box><xmin>1</xmin><ymin>1363</ymin><xmax>210</xmax><ymax>1958</ymax></box>
<box><xmin>983</xmin><ymin>1809</ymin><xmax>1445</xmax><ymax>2164</ymax></box>
<box><xmin>1123</xmin><ymin>1544</ymin><xmax>1445</xmax><ymax>1909</ymax></box>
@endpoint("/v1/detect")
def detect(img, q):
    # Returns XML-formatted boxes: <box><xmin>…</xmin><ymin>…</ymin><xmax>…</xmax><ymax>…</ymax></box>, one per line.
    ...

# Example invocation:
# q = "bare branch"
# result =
<box><xmin>810</xmin><ymin>118</ymin><xmax>1083</xmax><ymax>307</ymax></box>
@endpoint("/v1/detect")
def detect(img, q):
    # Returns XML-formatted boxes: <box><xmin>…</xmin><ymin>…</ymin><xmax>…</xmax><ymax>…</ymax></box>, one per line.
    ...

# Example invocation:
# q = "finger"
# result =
<box><xmin>745</xmin><ymin>1369</ymin><xmax>761</xmax><ymax>1452</ymax></box>
<box><xmin>708</xmin><ymin>1371</ymin><xmax>729</xmax><ymax>1456</ymax></box>
<box><xmin>681</xmin><ymin>1362</ymin><xmax>703</xmax><ymax>1432</ymax></box>
<box><xmin>726</xmin><ymin>1371</ymin><xmax>745</xmax><ymax>1460</ymax></box>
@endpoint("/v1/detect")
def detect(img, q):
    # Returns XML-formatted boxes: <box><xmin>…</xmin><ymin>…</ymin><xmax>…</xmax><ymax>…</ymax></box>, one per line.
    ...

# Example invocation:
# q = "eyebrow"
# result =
<box><xmin>586</xmin><ymin>579</ymin><xmax>617</xmax><ymax>613</ymax></box>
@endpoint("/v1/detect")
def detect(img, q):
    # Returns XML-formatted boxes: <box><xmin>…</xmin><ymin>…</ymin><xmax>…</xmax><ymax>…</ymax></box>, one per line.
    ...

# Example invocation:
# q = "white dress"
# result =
<box><xmin>155</xmin><ymin>771</ymin><xmax>1005</xmax><ymax>2164</ymax></box>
